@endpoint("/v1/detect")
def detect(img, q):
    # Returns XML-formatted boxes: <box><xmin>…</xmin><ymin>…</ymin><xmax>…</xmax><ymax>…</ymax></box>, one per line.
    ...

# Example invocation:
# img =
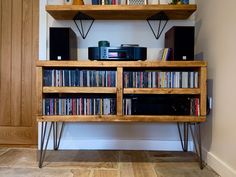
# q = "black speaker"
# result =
<box><xmin>49</xmin><ymin>27</ymin><xmax>77</xmax><ymax>60</ymax></box>
<box><xmin>165</xmin><ymin>26</ymin><xmax>194</xmax><ymax>61</ymax></box>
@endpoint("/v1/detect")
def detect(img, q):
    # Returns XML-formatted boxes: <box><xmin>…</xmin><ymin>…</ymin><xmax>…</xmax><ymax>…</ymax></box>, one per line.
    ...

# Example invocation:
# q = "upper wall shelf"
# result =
<box><xmin>46</xmin><ymin>5</ymin><xmax>197</xmax><ymax>20</ymax></box>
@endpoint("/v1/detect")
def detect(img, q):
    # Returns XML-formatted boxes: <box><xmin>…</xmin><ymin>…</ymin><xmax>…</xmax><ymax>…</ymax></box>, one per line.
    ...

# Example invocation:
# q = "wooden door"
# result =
<box><xmin>0</xmin><ymin>0</ymin><xmax>39</xmax><ymax>145</ymax></box>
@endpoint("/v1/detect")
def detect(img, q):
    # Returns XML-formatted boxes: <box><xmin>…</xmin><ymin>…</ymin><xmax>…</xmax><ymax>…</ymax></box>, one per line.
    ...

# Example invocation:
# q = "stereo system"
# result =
<box><xmin>49</xmin><ymin>27</ymin><xmax>77</xmax><ymax>60</ymax></box>
<box><xmin>88</xmin><ymin>45</ymin><xmax>147</xmax><ymax>61</ymax></box>
<box><xmin>165</xmin><ymin>26</ymin><xmax>194</xmax><ymax>61</ymax></box>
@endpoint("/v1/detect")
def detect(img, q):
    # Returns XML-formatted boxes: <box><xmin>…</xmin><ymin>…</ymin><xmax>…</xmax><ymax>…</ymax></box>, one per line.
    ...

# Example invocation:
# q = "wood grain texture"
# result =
<box><xmin>0</xmin><ymin>0</ymin><xmax>12</xmax><ymax>125</ymax></box>
<box><xmin>0</xmin><ymin>127</ymin><xmax>37</xmax><ymax>144</ymax></box>
<box><xmin>0</xmin><ymin>0</ymin><xmax>2</xmax><ymax>104</ymax></box>
<box><xmin>200</xmin><ymin>67</ymin><xmax>207</xmax><ymax>116</ymax></box>
<box><xmin>124</xmin><ymin>88</ymin><xmax>200</xmax><ymax>95</ymax></box>
<box><xmin>71</xmin><ymin>169</ymin><xmax>91</xmax><ymax>177</ymax></box>
<box><xmin>116</xmin><ymin>67</ymin><xmax>123</xmax><ymax>116</ymax></box>
<box><xmin>37</xmin><ymin>115</ymin><xmax>206</xmax><ymax>123</ymax></box>
<box><xmin>21</xmin><ymin>0</ymin><xmax>33</xmax><ymax>126</ymax></box>
<box><xmin>37</xmin><ymin>61</ymin><xmax>207</xmax><ymax>68</ymax></box>
<box><xmin>0</xmin><ymin>149</ymin><xmax>219</xmax><ymax>177</ymax></box>
<box><xmin>43</xmin><ymin>87</ymin><xmax>117</xmax><ymax>94</ymax></box>
<box><xmin>11</xmin><ymin>0</ymin><xmax>22</xmax><ymax>126</ymax></box>
<box><xmin>0</xmin><ymin>0</ymin><xmax>38</xmax><ymax>145</ymax></box>
<box><xmin>36</xmin><ymin>67</ymin><xmax>43</xmax><ymax>117</ymax></box>
<box><xmin>46</xmin><ymin>4</ymin><xmax>197</xmax><ymax>20</ymax></box>
<box><xmin>93</xmin><ymin>170</ymin><xmax>118</xmax><ymax>177</ymax></box>
<box><xmin>31</xmin><ymin>0</ymin><xmax>39</xmax><ymax>128</ymax></box>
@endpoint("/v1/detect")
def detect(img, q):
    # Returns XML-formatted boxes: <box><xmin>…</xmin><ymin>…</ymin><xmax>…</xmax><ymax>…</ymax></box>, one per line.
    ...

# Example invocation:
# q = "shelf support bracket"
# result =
<box><xmin>73</xmin><ymin>12</ymin><xmax>95</xmax><ymax>39</ymax></box>
<box><xmin>146</xmin><ymin>11</ymin><xmax>169</xmax><ymax>40</ymax></box>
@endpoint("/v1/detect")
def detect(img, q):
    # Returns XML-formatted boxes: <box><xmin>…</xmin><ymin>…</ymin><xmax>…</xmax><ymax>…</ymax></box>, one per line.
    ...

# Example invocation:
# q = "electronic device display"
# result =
<box><xmin>88</xmin><ymin>46</ymin><xmax>147</xmax><ymax>61</ymax></box>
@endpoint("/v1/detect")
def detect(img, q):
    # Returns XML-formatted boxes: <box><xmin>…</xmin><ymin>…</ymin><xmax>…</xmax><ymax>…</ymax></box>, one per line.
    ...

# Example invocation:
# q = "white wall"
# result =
<box><xmin>39</xmin><ymin>0</ymin><xmax>195</xmax><ymax>151</ymax></box>
<box><xmin>195</xmin><ymin>0</ymin><xmax>236</xmax><ymax>176</ymax></box>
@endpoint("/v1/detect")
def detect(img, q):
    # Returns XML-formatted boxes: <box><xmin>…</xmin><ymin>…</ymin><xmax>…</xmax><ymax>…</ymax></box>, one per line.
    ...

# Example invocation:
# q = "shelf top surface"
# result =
<box><xmin>37</xmin><ymin>115</ymin><xmax>206</xmax><ymax>123</ymax></box>
<box><xmin>37</xmin><ymin>60</ymin><xmax>207</xmax><ymax>67</ymax></box>
<box><xmin>46</xmin><ymin>4</ymin><xmax>197</xmax><ymax>20</ymax></box>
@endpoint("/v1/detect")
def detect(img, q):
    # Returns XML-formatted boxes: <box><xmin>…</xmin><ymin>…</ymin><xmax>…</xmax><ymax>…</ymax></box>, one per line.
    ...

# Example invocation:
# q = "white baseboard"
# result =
<box><xmin>203</xmin><ymin>148</ymin><xmax>236</xmax><ymax>177</ymax></box>
<box><xmin>43</xmin><ymin>139</ymin><xmax>193</xmax><ymax>151</ymax></box>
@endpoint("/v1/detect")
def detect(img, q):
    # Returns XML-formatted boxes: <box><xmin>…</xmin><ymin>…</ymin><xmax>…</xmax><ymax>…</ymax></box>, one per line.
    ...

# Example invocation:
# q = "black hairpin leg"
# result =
<box><xmin>53</xmin><ymin>122</ymin><xmax>65</xmax><ymax>150</ymax></box>
<box><xmin>39</xmin><ymin>122</ymin><xmax>53</xmax><ymax>168</ymax></box>
<box><xmin>189</xmin><ymin>123</ymin><xmax>204</xmax><ymax>169</ymax></box>
<box><xmin>177</xmin><ymin>122</ymin><xmax>189</xmax><ymax>152</ymax></box>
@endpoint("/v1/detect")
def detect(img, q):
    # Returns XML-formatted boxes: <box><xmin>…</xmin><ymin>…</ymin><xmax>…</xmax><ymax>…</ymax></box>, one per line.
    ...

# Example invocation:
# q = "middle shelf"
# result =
<box><xmin>43</xmin><ymin>87</ymin><xmax>200</xmax><ymax>95</ymax></box>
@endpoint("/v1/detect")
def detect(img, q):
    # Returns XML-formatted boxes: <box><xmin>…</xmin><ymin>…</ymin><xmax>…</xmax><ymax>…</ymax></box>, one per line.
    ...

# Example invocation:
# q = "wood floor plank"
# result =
<box><xmin>0</xmin><ymin>167</ymin><xmax>74</xmax><ymax>177</ymax></box>
<box><xmin>119</xmin><ymin>152</ymin><xmax>135</xmax><ymax>177</ymax></box>
<box><xmin>44</xmin><ymin>150</ymin><xmax>119</xmax><ymax>169</ymax></box>
<box><xmin>132</xmin><ymin>152</ymin><xmax>158</xmax><ymax>177</ymax></box>
<box><xmin>0</xmin><ymin>149</ymin><xmax>220</xmax><ymax>177</ymax></box>
<box><xmin>71</xmin><ymin>169</ymin><xmax>92</xmax><ymax>177</ymax></box>
<box><xmin>154</xmin><ymin>162</ymin><xmax>219</xmax><ymax>177</ymax></box>
<box><xmin>120</xmin><ymin>151</ymin><xmax>158</xmax><ymax>177</ymax></box>
<box><xmin>93</xmin><ymin>170</ymin><xmax>118</xmax><ymax>177</ymax></box>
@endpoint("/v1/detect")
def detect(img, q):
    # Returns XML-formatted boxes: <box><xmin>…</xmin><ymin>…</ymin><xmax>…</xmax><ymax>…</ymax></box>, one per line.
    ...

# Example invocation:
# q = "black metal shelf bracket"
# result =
<box><xmin>73</xmin><ymin>12</ymin><xmax>95</xmax><ymax>39</ymax></box>
<box><xmin>146</xmin><ymin>11</ymin><xmax>169</xmax><ymax>40</ymax></box>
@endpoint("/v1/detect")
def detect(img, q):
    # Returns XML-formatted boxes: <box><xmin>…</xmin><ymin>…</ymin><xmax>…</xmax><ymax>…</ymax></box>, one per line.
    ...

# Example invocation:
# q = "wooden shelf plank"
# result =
<box><xmin>37</xmin><ymin>61</ymin><xmax>207</xmax><ymax>68</ymax></box>
<box><xmin>124</xmin><ymin>88</ymin><xmax>200</xmax><ymax>94</ymax></box>
<box><xmin>37</xmin><ymin>115</ymin><xmax>206</xmax><ymax>122</ymax></box>
<box><xmin>43</xmin><ymin>87</ymin><xmax>117</xmax><ymax>93</ymax></box>
<box><xmin>46</xmin><ymin>5</ymin><xmax>197</xmax><ymax>20</ymax></box>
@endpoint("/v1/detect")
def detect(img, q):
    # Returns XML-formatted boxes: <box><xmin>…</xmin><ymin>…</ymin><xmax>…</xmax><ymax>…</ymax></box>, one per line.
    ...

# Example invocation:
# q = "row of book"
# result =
<box><xmin>43</xmin><ymin>69</ymin><xmax>116</xmax><ymax>87</ymax></box>
<box><xmin>190</xmin><ymin>98</ymin><xmax>200</xmax><ymax>116</ymax></box>
<box><xmin>43</xmin><ymin>97</ymin><xmax>116</xmax><ymax>115</ymax></box>
<box><xmin>123</xmin><ymin>71</ymin><xmax>199</xmax><ymax>88</ymax></box>
<box><xmin>92</xmin><ymin>0</ymin><xmax>121</xmax><ymax>5</ymax></box>
<box><xmin>160</xmin><ymin>48</ymin><xmax>172</xmax><ymax>61</ymax></box>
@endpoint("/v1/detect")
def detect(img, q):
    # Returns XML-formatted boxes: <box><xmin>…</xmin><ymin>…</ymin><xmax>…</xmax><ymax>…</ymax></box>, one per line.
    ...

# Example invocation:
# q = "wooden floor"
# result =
<box><xmin>0</xmin><ymin>148</ymin><xmax>220</xmax><ymax>177</ymax></box>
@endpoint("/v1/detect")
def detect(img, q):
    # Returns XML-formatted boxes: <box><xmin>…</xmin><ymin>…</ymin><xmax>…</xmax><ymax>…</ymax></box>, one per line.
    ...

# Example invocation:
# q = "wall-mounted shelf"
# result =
<box><xmin>46</xmin><ymin>5</ymin><xmax>197</xmax><ymax>20</ymax></box>
<box><xmin>46</xmin><ymin>5</ymin><xmax>197</xmax><ymax>39</ymax></box>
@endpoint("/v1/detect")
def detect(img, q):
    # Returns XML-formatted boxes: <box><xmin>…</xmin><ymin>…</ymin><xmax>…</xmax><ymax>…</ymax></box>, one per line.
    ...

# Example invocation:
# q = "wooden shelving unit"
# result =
<box><xmin>38</xmin><ymin>4</ymin><xmax>206</xmax><ymax>169</ymax></box>
<box><xmin>46</xmin><ymin>4</ymin><xmax>197</xmax><ymax>20</ymax></box>
<box><xmin>36</xmin><ymin>61</ymin><xmax>207</xmax><ymax>123</ymax></box>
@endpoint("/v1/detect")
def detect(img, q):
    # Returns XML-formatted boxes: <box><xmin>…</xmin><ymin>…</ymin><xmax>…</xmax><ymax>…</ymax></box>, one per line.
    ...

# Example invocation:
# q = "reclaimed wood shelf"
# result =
<box><xmin>46</xmin><ymin>4</ymin><xmax>197</xmax><ymax>20</ymax></box>
<box><xmin>36</xmin><ymin>60</ymin><xmax>207</xmax><ymax>123</ymax></box>
<box><xmin>37</xmin><ymin>115</ymin><xmax>206</xmax><ymax>122</ymax></box>
<box><xmin>37</xmin><ymin>60</ymin><xmax>206</xmax><ymax>68</ymax></box>
<box><xmin>43</xmin><ymin>87</ymin><xmax>117</xmax><ymax>94</ymax></box>
<box><xmin>123</xmin><ymin>88</ymin><xmax>200</xmax><ymax>94</ymax></box>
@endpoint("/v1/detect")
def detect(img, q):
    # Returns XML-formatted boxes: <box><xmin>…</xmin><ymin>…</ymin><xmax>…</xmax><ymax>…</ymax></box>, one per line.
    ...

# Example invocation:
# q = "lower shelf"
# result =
<box><xmin>37</xmin><ymin>115</ymin><xmax>206</xmax><ymax>122</ymax></box>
